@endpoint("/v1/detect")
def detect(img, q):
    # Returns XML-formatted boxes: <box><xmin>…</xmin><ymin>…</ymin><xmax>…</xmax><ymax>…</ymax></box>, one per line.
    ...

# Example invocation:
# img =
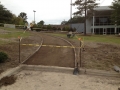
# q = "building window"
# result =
<box><xmin>94</xmin><ymin>17</ymin><xmax>112</xmax><ymax>26</ymax></box>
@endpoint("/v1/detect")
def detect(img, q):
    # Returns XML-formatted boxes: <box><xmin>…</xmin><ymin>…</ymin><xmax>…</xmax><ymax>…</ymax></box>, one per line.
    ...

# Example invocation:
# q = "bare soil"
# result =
<box><xmin>24</xmin><ymin>34</ymin><xmax>75</xmax><ymax>68</ymax></box>
<box><xmin>1</xmin><ymin>70</ymin><xmax>120</xmax><ymax>90</ymax></box>
<box><xmin>0</xmin><ymin>29</ymin><xmax>120</xmax><ymax>72</ymax></box>
<box><xmin>0</xmin><ymin>75</ymin><xmax>16</xmax><ymax>87</ymax></box>
<box><xmin>0</xmin><ymin>29</ymin><xmax>120</xmax><ymax>88</ymax></box>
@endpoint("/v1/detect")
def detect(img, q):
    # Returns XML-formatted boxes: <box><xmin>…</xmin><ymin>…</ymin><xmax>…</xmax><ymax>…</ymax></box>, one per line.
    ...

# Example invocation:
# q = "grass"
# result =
<box><xmin>0</xmin><ymin>27</ymin><xmax>30</xmax><ymax>44</ymax></box>
<box><xmin>0</xmin><ymin>27</ymin><xmax>17</xmax><ymax>31</ymax></box>
<box><xmin>50</xmin><ymin>33</ymin><xmax>120</xmax><ymax>44</ymax></box>
<box><xmin>0</xmin><ymin>32</ymin><xmax>29</xmax><ymax>38</ymax></box>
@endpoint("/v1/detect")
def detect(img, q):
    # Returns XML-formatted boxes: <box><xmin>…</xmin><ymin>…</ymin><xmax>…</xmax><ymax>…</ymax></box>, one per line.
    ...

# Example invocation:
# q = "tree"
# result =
<box><xmin>37</xmin><ymin>20</ymin><xmax>44</xmax><ymax>26</ymax></box>
<box><xmin>0</xmin><ymin>3</ymin><xmax>13</xmax><ymax>23</ymax></box>
<box><xmin>18</xmin><ymin>12</ymin><xmax>27</xmax><ymax>23</ymax></box>
<box><xmin>61</xmin><ymin>20</ymin><xmax>67</xmax><ymax>25</ymax></box>
<box><xmin>73</xmin><ymin>0</ymin><xmax>98</xmax><ymax>35</ymax></box>
<box><xmin>67</xmin><ymin>16</ymin><xmax>85</xmax><ymax>24</ymax></box>
<box><xmin>11</xmin><ymin>14</ymin><xmax>24</xmax><ymax>25</ymax></box>
<box><xmin>47</xmin><ymin>24</ymin><xmax>52</xmax><ymax>30</ymax></box>
<box><xmin>110</xmin><ymin>0</ymin><xmax>120</xmax><ymax>25</ymax></box>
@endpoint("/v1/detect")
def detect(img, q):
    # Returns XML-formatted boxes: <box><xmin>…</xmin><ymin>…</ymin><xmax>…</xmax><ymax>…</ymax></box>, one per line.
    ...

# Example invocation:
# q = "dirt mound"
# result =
<box><xmin>0</xmin><ymin>70</ymin><xmax>3</xmax><ymax>74</ymax></box>
<box><xmin>0</xmin><ymin>75</ymin><xmax>17</xmax><ymax>87</ymax></box>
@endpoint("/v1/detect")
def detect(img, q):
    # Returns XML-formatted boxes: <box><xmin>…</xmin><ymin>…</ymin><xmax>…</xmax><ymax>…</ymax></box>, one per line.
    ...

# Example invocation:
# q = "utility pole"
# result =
<box><xmin>70</xmin><ymin>0</ymin><xmax>72</xmax><ymax>29</ymax></box>
<box><xmin>70</xmin><ymin>0</ymin><xmax>72</xmax><ymax>19</ymax></box>
<box><xmin>33</xmin><ymin>10</ymin><xmax>36</xmax><ymax>24</ymax></box>
<box><xmin>84</xmin><ymin>0</ymin><xmax>87</xmax><ymax>35</ymax></box>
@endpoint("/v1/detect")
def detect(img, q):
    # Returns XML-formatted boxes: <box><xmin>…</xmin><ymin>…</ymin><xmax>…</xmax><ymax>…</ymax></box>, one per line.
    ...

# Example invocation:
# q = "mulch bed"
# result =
<box><xmin>0</xmin><ymin>75</ymin><xmax>17</xmax><ymax>87</ymax></box>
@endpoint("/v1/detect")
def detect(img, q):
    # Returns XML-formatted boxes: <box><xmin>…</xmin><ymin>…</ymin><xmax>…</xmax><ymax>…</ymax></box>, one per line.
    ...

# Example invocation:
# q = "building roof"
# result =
<box><xmin>87</xmin><ymin>6</ymin><xmax>113</xmax><ymax>17</ymax></box>
<box><xmin>94</xmin><ymin>6</ymin><xmax>113</xmax><ymax>11</ymax></box>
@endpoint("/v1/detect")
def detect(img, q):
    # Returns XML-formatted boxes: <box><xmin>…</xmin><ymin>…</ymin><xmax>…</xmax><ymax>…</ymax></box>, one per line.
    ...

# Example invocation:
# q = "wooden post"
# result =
<box><xmin>80</xmin><ymin>40</ymin><xmax>82</xmax><ymax>67</ymax></box>
<box><xmin>19</xmin><ymin>38</ymin><xmax>20</xmax><ymax>63</ymax></box>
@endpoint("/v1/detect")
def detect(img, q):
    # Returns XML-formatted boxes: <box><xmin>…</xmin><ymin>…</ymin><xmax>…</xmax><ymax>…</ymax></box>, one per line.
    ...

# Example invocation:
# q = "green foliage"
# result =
<box><xmin>0</xmin><ymin>23</ymin><xmax>4</xmax><ymax>27</ymax></box>
<box><xmin>47</xmin><ymin>25</ymin><xmax>52</xmax><ymax>30</ymax></box>
<box><xmin>67</xmin><ymin>16</ymin><xmax>85</xmax><ymax>24</ymax></box>
<box><xmin>52</xmin><ymin>27</ymin><xmax>57</xmax><ymax>30</ymax></box>
<box><xmin>73</xmin><ymin>0</ymin><xmax>98</xmax><ymax>16</ymax></box>
<box><xmin>65</xmin><ymin>26</ymin><xmax>70</xmax><ymax>31</ymax></box>
<box><xmin>37</xmin><ymin>20</ymin><xmax>44</xmax><ymax>26</ymax></box>
<box><xmin>0</xmin><ymin>3</ymin><xmax>13</xmax><ymax>23</ymax></box>
<box><xmin>58</xmin><ymin>27</ymin><xmax>61</xmax><ymax>30</ymax></box>
<box><xmin>33</xmin><ymin>24</ymin><xmax>37</xmax><ymax>28</ymax></box>
<box><xmin>0</xmin><ymin>52</ymin><xmax>8</xmax><ymax>63</ymax></box>
<box><xmin>18</xmin><ymin>12</ymin><xmax>27</xmax><ymax>23</ymax></box>
<box><xmin>35</xmin><ymin>29</ymin><xmax>41</xmax><ymax>32</ymax></box>
<box><xmin>110</xmin><ymin>0</ymin><xmax>120</xmax><ymax>25</ymax></box>
<box><xmin>62</xmin><ymin>27</ymin><xmax>66</xmax><ymax>31</ymax></box>
<box><xmin>61</xmin><ymin>21</ymin><xmax>67</xmax><ymax>25</ymax></box>
<box><xmin>62</xmin><ymin>26</ymin><xmax>70</xmax><ymax>31</ymax></box>
<box><xmin>14</xmin><ymin>17</ymin><xmax>24</xmax><ymax>25</ymax></box>
<box><xmin>0</xmin><ymin>3</ymin><xmax>27</xmax><ymax>25</ymax></box>
<box><xmin>15</xmin><ymin>25</ymin><xmax>24</xmax><ymax>29</ymax></box>
<box><xmin>42</xmin><ymin>26</ymin><xmax>47</xmax><ymax>29</ymax></box>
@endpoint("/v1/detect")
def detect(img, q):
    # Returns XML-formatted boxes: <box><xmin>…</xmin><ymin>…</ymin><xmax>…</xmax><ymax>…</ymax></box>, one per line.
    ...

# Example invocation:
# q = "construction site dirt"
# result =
<box><xmin>0</xmin><ymin>30</ymin><xmax>120</xmax><ymax>72</ymax></box>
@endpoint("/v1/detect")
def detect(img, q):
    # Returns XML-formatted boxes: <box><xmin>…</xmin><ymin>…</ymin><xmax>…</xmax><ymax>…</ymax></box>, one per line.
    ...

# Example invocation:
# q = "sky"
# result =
<box><xmin>1</xmin><ymin>0</ymin><xmax>113</xmax><ymax>25</ymax></box>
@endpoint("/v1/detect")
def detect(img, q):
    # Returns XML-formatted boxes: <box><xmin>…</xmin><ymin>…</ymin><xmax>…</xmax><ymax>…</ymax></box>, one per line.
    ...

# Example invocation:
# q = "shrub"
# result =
<box><xmin>58</xmin><ymin>27</ymin><xmax>61</xmax><ymax>30</ymax></box>
<box><xmin>36</xmin><ymin>29</ymin><xmax>41</xmax><ymax>32</ymax></box>
<box><xmin>0</xmin><ymin>52</ymin><xmax>8</xmax><ymax>63</ymax></box>
<box><xmin>52</xmin><ymin>27</ymin><xmax>57</xmax><ymax>30</ymax></box>
<box><xmin>0</xmin><ymin>23</ymin><xmax>4</xmax><ymax>27</ymax></box>
<box><xmin>33</xmin><ymin>24</ymin><xmax>37</xmax><ymax>28</ymax></box>
<box><xmin>47</xmin><ymin>25</ymin><xmax>52</xmax><ymax>30</ymax></box>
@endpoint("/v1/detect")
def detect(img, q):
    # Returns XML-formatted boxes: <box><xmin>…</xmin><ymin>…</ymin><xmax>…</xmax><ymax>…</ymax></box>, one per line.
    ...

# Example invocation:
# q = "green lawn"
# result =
<box><xmin>0</xmin><ymin>27</ymin><xmax>17</xmax><ymax>31</ymax></box>
<box><xmin>0</xmin><ymin>27</ymin><xmax>30</xmax><ymax>44</ymax></box>
<box><xmin>50</xmin><ymin>33</ymin><xmax>120</xmax><ymax>44</ymax></box>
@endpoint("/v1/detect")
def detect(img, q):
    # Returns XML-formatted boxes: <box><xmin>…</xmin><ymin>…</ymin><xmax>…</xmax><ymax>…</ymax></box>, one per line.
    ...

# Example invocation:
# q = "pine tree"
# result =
<box><xmin>73</xmin><ymin>0</ymin><xmax>98</xmax><ymax>35</ymax></box>
<box><xmin>110</xmin><ymin>0</ymin><xmax>120</xmax><ymax>25</ymax></box>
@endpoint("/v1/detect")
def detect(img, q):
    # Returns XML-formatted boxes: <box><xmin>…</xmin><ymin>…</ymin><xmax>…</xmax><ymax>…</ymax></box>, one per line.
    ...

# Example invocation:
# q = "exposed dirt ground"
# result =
<box><xmin>24</xmin><ymin>34</ymin><xmax>75</xmax><ymax>68</ymax></box>
<box><xmin>0</xmin><ymin>29</ymin><xmax>120</xmax><ymax>73</ymax></box>
<box><xmin>1</xmin><ymin>70</ymin><xmax>120</xmax><ymax>90</ymax></box>
<box><xmin>0</xmin><ymin>29</ymin><xmax>120</xmax><ymax>89</ymax></box>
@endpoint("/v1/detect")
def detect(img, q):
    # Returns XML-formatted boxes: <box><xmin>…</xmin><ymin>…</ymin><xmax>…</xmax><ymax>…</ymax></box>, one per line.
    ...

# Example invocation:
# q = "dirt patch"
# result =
<box><xmin>0</xmin><ymin>70</ymin><xmax>3</xmax><ymax>74</ymax></box>
<box><xmin>0</xmin><ymin>30</ymin><xmax>120</xmax><ymax>72</ymax></box>
<box><xmin>24</xmin><ymin>34</ymin><xmax>75</xmax><ymax>68</ymax></box>
<box><xmin>1</xmin><ymin>70</ymin><xmax>120</xmax><ymax>90</ymax></box>
<box><xmin>0</xmin><ymin>30</ymin><xmax>41</xmax><ymax>72</ymax></box>
<box><xmin>0</xmin><ymin>75</ymin><xmax>17</xmax><ymax>87</ymax></box>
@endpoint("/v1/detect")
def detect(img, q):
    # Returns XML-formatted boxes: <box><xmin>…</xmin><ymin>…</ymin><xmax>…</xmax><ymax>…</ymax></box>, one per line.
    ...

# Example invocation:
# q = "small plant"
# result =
<box><xmin>0</xmin><ymin>52</ymin><xmax>8</xmax><ymax>63</ymax></box>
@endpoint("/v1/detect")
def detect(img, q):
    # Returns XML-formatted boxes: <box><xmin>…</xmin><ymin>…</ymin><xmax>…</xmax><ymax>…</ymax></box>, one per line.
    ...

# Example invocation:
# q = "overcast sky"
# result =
<box><xmin>1</xmin><ymin>0</ymin><xmax>113</xmax><ymax>25</ymax></box>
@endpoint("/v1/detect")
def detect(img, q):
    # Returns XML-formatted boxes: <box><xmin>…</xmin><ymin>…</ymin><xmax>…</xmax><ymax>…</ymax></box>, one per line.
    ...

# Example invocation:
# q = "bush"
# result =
<box><xmin>52</xmin><ymin>27</ymin><xmax>57</xmax><ymax>30</ymax></box>
<box><xmin>58</xmin><ymin>27</ymin><xmax>61</xmax><ymax>30</ymax></box>
<box><xmin>33</xmin><ymin>24</ymin><xmax>37</xmax><ymax>28</ymax></box>
<box><xmin>0</xmin><ymin>52</ymin><xmax>8</xmax><ymax>63</ymax></box>
<box><xmin>47</xmin><ymin>25</ymin><xmax>52</xmax><ymax>30</ymax></box>
<box><xmin>35</xmin><ymin>29</ymin><xmax>41</xmax><ymax>32</ymax></box>
<box><xmin>0</xmin><ymin>23</ymin><xmax>4</xmax><ymax>27</ymax></box>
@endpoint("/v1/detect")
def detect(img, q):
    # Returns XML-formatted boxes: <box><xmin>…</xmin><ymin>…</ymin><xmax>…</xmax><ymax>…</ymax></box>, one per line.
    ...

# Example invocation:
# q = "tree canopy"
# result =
<box><xmin>110</xmin><ymin>0</ymin><xmax>120</xmax><ymax>25</ymax></box>
<box><xmin>0</xmin><ymin>2</ymin><xmax>28</xmax><ymax>25</ymax></box>
<box><xmin>72</xmin><ymin>0</ymin><xmax>98</xmax><ymax>16</ymax></box>
<box><xmin>37</xmin><ymin>20</ymin><xmax>45</xmax><ymax>26</ymax></box>
<box><xmin>72</xmin><ymin>0</ymin><xmax>98</xmax><ymax>35</ymax></box>
<box><xmin>61</xmin><ymin>20</ymin><xmax>67</xmax><ymax>25</ymax></box>
<box><xmin>0</xmin><ymin>3</ymin><xmax>13</xmax><ymax>23</ymax></box>
<box><xmin>18</xmin><ymin>12</ymin><xmax>27</xmax><ymax>23</ymax></box>
<box><xmin>67</xmin><ymin>16</ymin><xmax>85</xmax><ymax>24</ymax></box>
